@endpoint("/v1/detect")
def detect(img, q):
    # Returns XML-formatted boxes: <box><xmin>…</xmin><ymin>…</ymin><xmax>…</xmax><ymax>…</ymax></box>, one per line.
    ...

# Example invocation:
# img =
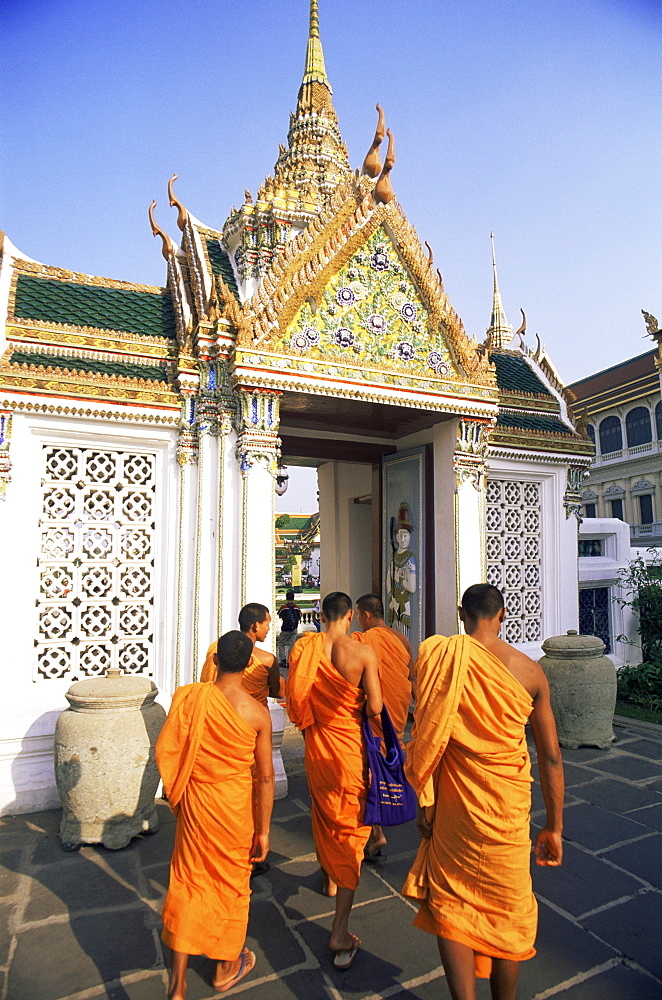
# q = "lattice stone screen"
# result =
<box><xmin>36</xmin><ymin>446</ymin><xmax>156</xmax><ymax>681</ymax></box>
<box><xmin>486</xmin><ymin>479</ymin><xmax>542</xmax><ymax>644</ymax></box>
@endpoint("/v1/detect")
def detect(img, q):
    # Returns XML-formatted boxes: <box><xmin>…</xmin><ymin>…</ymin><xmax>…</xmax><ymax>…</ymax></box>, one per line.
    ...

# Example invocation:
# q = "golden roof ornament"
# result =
<box><xmin>168</xmin><ymin>174</ymin><xmax>188</xmax><ymax>231</ymax></box>
<box><xmin>362</xmin><ymin>104</ymin><xmax>386</xmax><ymax>178</ymax></box>
<box><xmin>374</xmin><ymin>129</ymin><xmax>396</xmax><ymax>204</ymax></box>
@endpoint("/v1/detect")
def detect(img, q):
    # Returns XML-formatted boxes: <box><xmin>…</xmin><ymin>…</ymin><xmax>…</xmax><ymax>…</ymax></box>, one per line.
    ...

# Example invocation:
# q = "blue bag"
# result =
<box><xmin>362</xmin><ymin>704</ymin><xmax>417</xmax><ymax>827</ymax></box>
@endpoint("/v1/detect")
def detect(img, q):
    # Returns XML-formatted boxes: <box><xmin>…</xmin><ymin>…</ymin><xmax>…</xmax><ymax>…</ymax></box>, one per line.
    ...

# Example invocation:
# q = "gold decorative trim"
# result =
<box><xmin>1</xmin><ymin>396</ymin><xmax>180</xmax><ymax>423</ymax></box>
<box><xmin>9</xmin><ymin>258</ymin><xmax>167</xmax><ymax>294</ymax></box>
<box><xmin>6</xmin><ymin>324</ymin><xmax>174</xmax><ymax>358</ymax></box>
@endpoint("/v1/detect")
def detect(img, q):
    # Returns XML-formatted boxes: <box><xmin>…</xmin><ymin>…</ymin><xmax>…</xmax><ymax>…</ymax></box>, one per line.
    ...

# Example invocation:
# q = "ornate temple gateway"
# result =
<box><xmin>0</xmin><ymin>1</ymin><xmax>592</xmax><ymax>814</ymax></box>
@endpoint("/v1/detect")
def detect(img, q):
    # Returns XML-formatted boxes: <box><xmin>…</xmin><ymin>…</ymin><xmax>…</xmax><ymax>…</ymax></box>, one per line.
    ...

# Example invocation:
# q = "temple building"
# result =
<box><xmin>0</xmin><ymin>1</ymin><xmax>592</xmax><ymax>814</ymax></box>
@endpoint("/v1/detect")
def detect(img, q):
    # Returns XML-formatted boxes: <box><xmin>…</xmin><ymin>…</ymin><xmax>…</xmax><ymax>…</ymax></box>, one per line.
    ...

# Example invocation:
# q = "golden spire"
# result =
<box><xmin>301</xmin><ymin>0</ymin><xmax>331</xmax><ymax>95</ymax></box>
<box><xmin>485</xmin><ymin>232</ymin><xmax>512</xmax><ymax>350</ymax></box>
<box><xmin>272</xmin><ymin>0</ymin><xmax>352</xmax><ymax>208</ymax></box>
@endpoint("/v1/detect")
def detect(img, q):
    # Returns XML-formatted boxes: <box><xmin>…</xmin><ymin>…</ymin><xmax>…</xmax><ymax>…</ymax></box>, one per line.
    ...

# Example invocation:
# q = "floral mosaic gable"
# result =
<box><xmin>276</xmin><ymin>228</ymin><xmax>456</xmax><ymax>379</ymax></box>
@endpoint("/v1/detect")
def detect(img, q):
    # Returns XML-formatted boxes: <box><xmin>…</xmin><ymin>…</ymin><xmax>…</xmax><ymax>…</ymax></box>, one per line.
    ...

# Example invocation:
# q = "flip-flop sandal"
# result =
<box><xmin>333</xmin><ymin>934</ymin><xmax>360</xmax><ymax>970</ymax></box>
<box><xmin>363</xmin><ymin>848</ymin><xmax>382</xmax><ymax>863</ymax></box>
<box><xmin>215</xmin><ymin>948</ymin><xmax>256</xmax><ymax>992</ymax></box>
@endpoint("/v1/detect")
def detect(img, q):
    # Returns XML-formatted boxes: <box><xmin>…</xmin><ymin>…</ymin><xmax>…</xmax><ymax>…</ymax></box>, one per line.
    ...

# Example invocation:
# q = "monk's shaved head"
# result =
<box><xmin>238</xmin><ymin>603</ymin><xmax>269</xmax><ymax>632</ymax></box>
<box><xmin>322</xmin><ymin>591</ymin><xmax>352</xmax><ymax>621</ymax></box>
<box><xmin>460</xmin><ymin>584</ymin><xmax>504</xmax><ymax>622</ymax></box>
<box><xmin>356</xmin><ymin>593</ymin><xmax>384</xmax><ymax>619</ymax></box>
<box><xmin>216</xmin><ymin>630</ymin><xmax>253</xmax><ymax>674</ymax></box>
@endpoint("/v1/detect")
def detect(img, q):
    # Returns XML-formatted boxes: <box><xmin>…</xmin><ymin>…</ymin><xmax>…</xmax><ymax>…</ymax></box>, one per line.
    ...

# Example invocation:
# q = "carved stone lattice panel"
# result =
<box><xmin>35</xmin><ymin>446</ymin><xmax>156</xmax><ymax>681</ymax></box>
<box><xmin>485</xmin><ymin>480</ymin><xmax>542</xmax><ymax>645</ymax></box>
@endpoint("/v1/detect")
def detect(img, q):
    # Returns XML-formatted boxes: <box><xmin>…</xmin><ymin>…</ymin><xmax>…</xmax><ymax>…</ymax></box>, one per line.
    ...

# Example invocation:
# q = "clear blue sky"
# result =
<box><xmin>1</xmin><ymin>0</ymin><xmax>659</xmax><ymax>383</ymax></box>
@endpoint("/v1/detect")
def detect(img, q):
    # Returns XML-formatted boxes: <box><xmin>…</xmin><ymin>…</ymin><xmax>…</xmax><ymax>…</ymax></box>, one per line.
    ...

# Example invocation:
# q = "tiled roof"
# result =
<box><xmin>497</xmin><ymin>412</ymin><xmax>573</xmax><ymax>435</ymax></box>
<box><xmin>6</xmin><ymin>350</ymin><xmax>170</xmax><ymax>383</ymax></box>
<box><xmin>13</xmin><ymin>275</ymin><xmax>177</xmax><ymax>339</ymax></box>
<box><xmin>490</xmin><ymin>353</ymin><xmax>553</xmax><ymax>396</ymax></box>
<box><xmin>568</xmin><ymin>350</ymin><xmax>659</xmax><ymax>412</ymax></box>
<box><xmin>205</xmin><ymin>239</ymin><xmax>240</xmax><ymax>301</ymax></box>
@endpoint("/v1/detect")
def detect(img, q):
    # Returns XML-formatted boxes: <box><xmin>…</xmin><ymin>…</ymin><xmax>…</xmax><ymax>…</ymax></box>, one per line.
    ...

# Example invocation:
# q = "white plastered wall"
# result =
<box><xmin>0</xmin><ymin>409</ymin><xmax>179</xmax><ymax>815</ymax></box>
<box><xmin>578</xmin><ymin>517</ymin><xmax>641</xmax><ymax>669</ymax></box>
<box><xmin>318</xmin><ymin>461</ymin><xmax>373</xmax><ymax>607</ymax></box>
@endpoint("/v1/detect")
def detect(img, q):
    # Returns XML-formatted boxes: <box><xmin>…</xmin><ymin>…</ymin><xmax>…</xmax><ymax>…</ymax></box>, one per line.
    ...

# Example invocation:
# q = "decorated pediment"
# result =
<box><xmin>275</xmin><ymin>226</ymin><xmax>456</xmax><ymax>380</ymax></box>
<box><xmin>238</xmin><ymin>183</ymin><xmax>494</xmax><ymax>389</ymax></box>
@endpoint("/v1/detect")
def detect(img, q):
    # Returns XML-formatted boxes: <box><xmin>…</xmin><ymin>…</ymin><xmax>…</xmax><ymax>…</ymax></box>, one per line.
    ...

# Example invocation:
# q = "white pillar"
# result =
<box><xmin>234</xmin><ymin>389</ymin><xmax>280</xmax><ymax>610</ymax></box>
<box><xmin>453</xmin><ymin>419</ymin><xmax>493</xmax><ymax>620</ymax></box>
<box><xmin>174</xmin><ymin>397</ymin><xmax>199</xmax><ymax>688</ymax></box>
<box><xmin>235</xmin><ymin>388</ymin><xmax>286</xmax><ymax>795</ymax></box>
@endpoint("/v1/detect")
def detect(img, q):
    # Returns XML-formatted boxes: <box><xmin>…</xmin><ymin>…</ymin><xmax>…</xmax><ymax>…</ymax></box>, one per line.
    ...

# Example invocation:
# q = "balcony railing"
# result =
<box><xmin>595</xmin><ymin>439</ymin><xmax>661</xmax><ymax>465</ymax></box>
<box><xmin>630</xmin><ymin>522</ymin><xmax>662</xmax><ymax>546</ymax></box>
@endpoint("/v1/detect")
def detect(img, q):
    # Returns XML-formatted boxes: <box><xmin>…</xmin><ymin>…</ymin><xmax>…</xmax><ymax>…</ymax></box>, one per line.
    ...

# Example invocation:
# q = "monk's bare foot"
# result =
<box><xmin>321</xmin><ymin>869</ymin><xmax>337</xmax><ymax>897</ymax></box>
<box><xmin>366</xmin><ymin>824</ymin><xmax>387</xmax><ymax>857</ymax></box>
<box><xmin>330</xmin><ymin>932</ymin><xmax>361</xmax><ymax>969</ymax></box>
<box><xmin>212</xmin><ymin>948</ymin><xmax>256</xmax><ymax>992</ymax></box>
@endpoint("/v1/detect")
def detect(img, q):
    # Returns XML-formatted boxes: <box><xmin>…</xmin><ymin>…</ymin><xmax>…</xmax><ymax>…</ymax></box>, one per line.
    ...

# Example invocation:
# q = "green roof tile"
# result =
<box><xmin>490</xmin><ymin>353</ymin><xmax>552</xmax><ymax>396</ymax></box>
<box><xmin>7</xmin><ymin>350</ymin><xmax>170</xmax><ymax>383</ymax></box>
<box><xmin>497</xmin><ymin>412</ymin><xmax>573</xmax><ymax>435</ymax></box>
<box><xmin>205</xmin><ymin>240</ymin><xmax>240</xmax><ymax>302</ymax></box>
<box><xmin>14</xmin><ymin>275</ymin><xmax>177</xmax><ymax>339</ymax></box>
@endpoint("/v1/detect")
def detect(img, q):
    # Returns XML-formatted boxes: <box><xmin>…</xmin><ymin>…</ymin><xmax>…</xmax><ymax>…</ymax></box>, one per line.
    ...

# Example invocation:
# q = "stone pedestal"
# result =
<box><xmin>539</xmin><ymin>631</ymin><xmax>617</xmax><ymax>750</ymax></box>
<box><xmin>269</xmin><ymin>700</ymin><xmax>288</xmax><ymax>799</ymax></box>
<box><xmin>54</xmin><ymin>673</ymin><xmax>166</xmax><ymax>850</ymax></box>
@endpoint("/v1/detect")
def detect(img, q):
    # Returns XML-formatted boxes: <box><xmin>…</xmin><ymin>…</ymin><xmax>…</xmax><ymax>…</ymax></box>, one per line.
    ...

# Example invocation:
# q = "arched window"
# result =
<box><xmin>656</xmin><ymin>400</ymin><xmax>662</xmax><ymax>441</ymax></box>
<box><xmin>626</xmin><ymin>407</ymin><xmax>652</xmax><ymax>447</ymax></box>
<box><xmin>599</xmin><ymin>415</ymin><xmax>622</xmax><ymax>455</ymax></box>
<box><xmin>587</xmin><ymin>424</ymin><xmax>596</xmax><ymax>446</ymax></box>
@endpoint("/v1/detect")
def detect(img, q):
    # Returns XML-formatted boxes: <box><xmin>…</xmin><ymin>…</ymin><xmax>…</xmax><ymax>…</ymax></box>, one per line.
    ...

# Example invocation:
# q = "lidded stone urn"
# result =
<box><xmin>539</xmin><ymin>631</ymin><xmax>617</xmax><ymax>750</ymax></box>
<box><xmin>54</xmin><ymin>669</ymin><xmax>166</xmax><ymax>850</ymax></box>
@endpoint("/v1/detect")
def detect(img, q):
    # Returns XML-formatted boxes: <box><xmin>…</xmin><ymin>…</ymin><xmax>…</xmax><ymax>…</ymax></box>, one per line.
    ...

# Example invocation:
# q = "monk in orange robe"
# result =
<box><xmin>402</xmin><ymin>584</ymin><xmax>564</xmax><ymax>1000</ymax></box>
<box><xmin>286</xmin><ymin>591</ymin><xmax>382</xmax><ymax>970</ymax></box>
<box><xmin>200</xmin><ymin>602</ymin><xmax>284</xmax><ymax>704</ymax></box>
<box><xmin>157</xmin><ymin>631</ymin><xmax>274</xmax><ymax>1000</ymax></box>
<box><xmin>353</xmin><ymin>592</ymin><xmax>414</xmax><ymax>859</ymax></box>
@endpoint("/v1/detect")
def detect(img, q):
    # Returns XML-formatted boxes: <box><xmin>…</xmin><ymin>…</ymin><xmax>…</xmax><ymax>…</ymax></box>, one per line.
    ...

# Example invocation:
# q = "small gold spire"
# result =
<box><xmin>485</xmin><ymin>232</ymin><xmax>513</xmax><ymax>350</ymax></box>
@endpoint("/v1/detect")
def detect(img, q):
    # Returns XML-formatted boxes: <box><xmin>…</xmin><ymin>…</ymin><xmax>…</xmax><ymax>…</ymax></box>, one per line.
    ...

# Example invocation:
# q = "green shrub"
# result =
<box><xmin>617</xmin><ymin>657</ymin><xmax>662</xmax><ymax>712</ymax></box>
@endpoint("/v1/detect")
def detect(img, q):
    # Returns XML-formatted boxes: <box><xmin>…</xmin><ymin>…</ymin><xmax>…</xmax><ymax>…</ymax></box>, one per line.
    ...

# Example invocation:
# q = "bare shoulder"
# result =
<box><xmin>239</xmin><ymin>694</ymin><xmax>272</xmax><ymax>733</ymax></box>
<box><xmin>254</xmin><ymin>647</ymin><xmax>276</xmax><ymax>668</ymax></box>
<box><xmin>494</xmin><ymin>638</ymin><xmax>545</xmax><ymax>698</ymax></box>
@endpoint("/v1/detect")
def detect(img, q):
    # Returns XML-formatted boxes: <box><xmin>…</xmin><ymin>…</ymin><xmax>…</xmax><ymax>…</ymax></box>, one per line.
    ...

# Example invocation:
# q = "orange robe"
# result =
<box><xmin>402</xmin><ymin>635</ymin><xmax>537</xmax><ymax>978</ymax></box>
<box><xmin>353</xmin><ymin>626</ymin><xmax>411</xmax><ymax>745</ymax></box>
<box><xmin>156</xmin><ymin>682</ymin><xmax>256</xmax><ymax>960</ymax></box>
<box><xmin>200</xmin><ymin>642</ymin><xmax>270</xmax><ymax>706</ymax></box>
<box><xmin>286</xmin><ymin>632</ymin><xmax>371</xmax><ymax>889</ymax></box>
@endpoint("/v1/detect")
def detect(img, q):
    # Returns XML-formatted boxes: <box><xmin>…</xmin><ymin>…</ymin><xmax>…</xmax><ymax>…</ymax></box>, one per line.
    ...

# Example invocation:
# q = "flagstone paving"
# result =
<box><xmin>0</xmin><ymin>716</ymin><xmax>660</xmax><ymax>1000</ymax></box>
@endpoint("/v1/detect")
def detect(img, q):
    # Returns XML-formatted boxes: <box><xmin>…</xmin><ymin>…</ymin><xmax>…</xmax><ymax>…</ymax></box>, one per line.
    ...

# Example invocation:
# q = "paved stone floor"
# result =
<box><xmin>1</xmin><ymin>715</ymin><xmax>661</xmax><ymax>1000</ymax></box>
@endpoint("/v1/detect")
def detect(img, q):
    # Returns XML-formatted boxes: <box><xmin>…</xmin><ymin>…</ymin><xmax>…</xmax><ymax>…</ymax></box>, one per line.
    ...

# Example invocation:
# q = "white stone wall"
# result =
<box><xmin>0</xmin><ymin>410</ymin><xmax>178</xmax><ymax>816</ymax></box>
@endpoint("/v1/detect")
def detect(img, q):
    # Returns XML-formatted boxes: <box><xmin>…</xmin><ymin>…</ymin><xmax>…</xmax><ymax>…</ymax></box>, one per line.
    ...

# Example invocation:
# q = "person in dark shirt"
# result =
<box><xmin>277</xmin><ymin>590</ymin><xmax>302</xmax><ymax>669</ymax></box>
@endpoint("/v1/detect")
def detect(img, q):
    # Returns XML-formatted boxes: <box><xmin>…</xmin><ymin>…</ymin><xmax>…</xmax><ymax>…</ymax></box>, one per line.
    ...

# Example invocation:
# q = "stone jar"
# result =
<box><xmin>539</xmin><ymin>631</ymin><xmax>617</xmax><ymax>750</ymax></box>
<box><xmin>54</xmin><ymin>673</ymin><xmax>166</xmax><ymax>850</ymax></box>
